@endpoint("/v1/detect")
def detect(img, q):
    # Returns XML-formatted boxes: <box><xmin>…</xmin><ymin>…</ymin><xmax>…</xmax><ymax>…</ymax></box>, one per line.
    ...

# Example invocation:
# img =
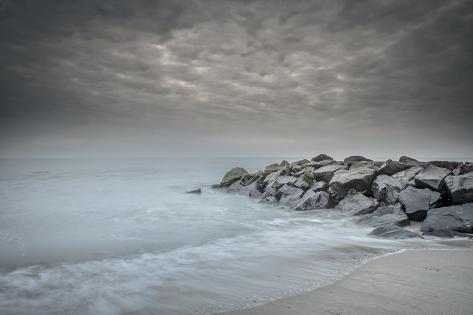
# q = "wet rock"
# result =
<box><xmin>378</xmin><ymin>159</ymin><xmax>409</xmax><ymax>176</ymax></box>
<box><xmin>358</xmin><ymin>204</ymin><xmax>409</xmax><ymax>227</ymax></box>
<box><xmin>220</xmin><ymin>167</ymin><xmax>249</xmax><ymax>187</ymax></box>
<box><xmin>399</xmin><ymin>156</ymin><xmax>419</xmax><ymax>165</ymax></box>
<box><xmin>311</xmin><ymin>154</ymin><xmax>334</xmax><ymax>162</ymax></box>
<box><xmin>295</xmin><ymin>190</ymin><xmax>331</xmax><ymax>210</ymax></box>
<box><xmin>371</xmin><ymin>175</ymin><xmax>406</xmax><ymax>204</ymax></box>
<box><xmin>329</xmin><ymin>164</ymin><xmax>378</xmax><ymax>199</ymax></box>
<box><xmin>240</xmin><ymin>180</ymin><xmax>261</xmax><ymax>196</ymax></box>
<box><xmin>392</xmin><ymin>166</ymin><xmax>423</xmax><ymax>182</ymax></box>
<box><xmin>445</xmin><ymin>172</ymin><xmax>473</xmax><ymax>204</ymax></box>
<box><xmin>344</xmin><ymin>155</ymin><xmax>373</xmax><ymax>163</ymax></box>
<box><xmin>310</xmin><ymin>181</ymin><xmax>329</xmax><ymax>192</ymax></box>
<box><xmin>186</xmin><ymin>188</ymin><xmax>202</xmax><ymax>194</ymax></box>
<box><xmin>313</xmin><ymin>164</ymin><xmax>347</xmax><ymax>182</ymax></box>
<box><xmin>227</xmin><ymin>180</ymin><xmax>243</xmax><ymax>193</ymax></box>
<box><xmin>336</xmin><ymin>192</ymin><xmax>378</xmax><ymax>215</ymax></box>
<box><xmin>421</xmin><ymin>203</ymin><xmax>473</xmax><ymax>237</ymax></box>
<box><xmin>369</xmin><ymin>224</ymin><xmax>422</xmax><ymax>239</ymax></box>
<box><xmin>249</xmin><ymin>190</ymin><xmax>262</xmax><ymax>198</ymax></box>
<box><xmin>278</xmin><ymin>184</ymin><xmax>304</xmax><ymax>206</ymax></box>
<box><xmin>398</xmin><ymin>186</ymin><xmax>441</xmax><ymax>221</ymax></box>
<box><xmin>414</xmin><ymin>165</ymin><xmax>451</xmax><ymax>191</ymax></box>
<box><xmin>427</xmin><ymin>160</ymin><xmax>461</xmax><ymax>171</ymax></box>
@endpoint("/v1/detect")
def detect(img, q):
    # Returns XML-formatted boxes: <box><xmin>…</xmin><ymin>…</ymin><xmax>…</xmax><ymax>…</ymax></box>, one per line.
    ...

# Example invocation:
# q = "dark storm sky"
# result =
<box><xmin>1</xmin><ymin>0</ymin><xmax>472</xmax><ymax>158</ymax></box>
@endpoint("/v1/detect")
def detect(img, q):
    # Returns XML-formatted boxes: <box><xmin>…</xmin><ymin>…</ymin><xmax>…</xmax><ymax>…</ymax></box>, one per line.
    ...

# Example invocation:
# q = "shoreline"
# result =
<box><xmin>216</xmin><ymin>248</ymin><xmax>473</xmax><ymax>315</ymax></box>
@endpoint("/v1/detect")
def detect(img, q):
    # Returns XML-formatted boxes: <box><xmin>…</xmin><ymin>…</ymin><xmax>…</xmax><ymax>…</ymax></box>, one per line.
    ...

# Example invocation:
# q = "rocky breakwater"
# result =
<box><xmin>213</xmin><ymin>155</ymin><xmax>473</xmax><ymax>239</ymax></box>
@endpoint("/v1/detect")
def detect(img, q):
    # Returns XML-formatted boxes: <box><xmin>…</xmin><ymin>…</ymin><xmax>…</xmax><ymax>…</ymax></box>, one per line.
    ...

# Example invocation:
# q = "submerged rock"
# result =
<box><xmin>398</xmin><ymin>186</ymin><xmax>441</xmax><ymax>221</ymax></box>
<box><xmin>444</xmin><ymin>172</ymin><xmax>473</xmax><ymax>204</ymax></box>
<box><xmin>336</xmin><ymin>192</ymin><xmax>378</xmax><ymax>216</ymax></box>
<box><xmin>329</xmin><ymin>164</ymin><xmax>377</xmax><ymax>199</ymax></box>
<box><xmin>421</xmin><ymin>203</ymin><xmax>473</xmax><ymax>237</ymax></box>
<box><xmin>221</xmin><ymin>167</ymin><xmax>249</xmax><ymax>187</ymax></box>
<box><xmin>358</xmin><ymin>204</ymin><xmax>409</xmax><ymax>227</ymax></box>
<box><xmin>414</xmin><ymin>165</ymin><xmax>451</xmax><ymax>191</ymax></box>
<box><xmin>186</xmin><ymin>188</ymin><xmax>202</xmax><ymax>194</ymax></box>
<box><xmin>369</xmin><ymin>224</ymin><xmax>421</xmax><ymax>239</ymax></box>
<box><xmin>295</xmin><ymin>190</ymin><xmax>331</xmax><ymax>210</ymax></box>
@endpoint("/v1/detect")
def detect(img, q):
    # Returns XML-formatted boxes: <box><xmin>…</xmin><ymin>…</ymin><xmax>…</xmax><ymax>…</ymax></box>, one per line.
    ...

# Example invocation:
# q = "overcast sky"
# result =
<box><xmin>1</xmin><ymin>0</ymin><xmax>472</xmax><ymax>159</ymax></box>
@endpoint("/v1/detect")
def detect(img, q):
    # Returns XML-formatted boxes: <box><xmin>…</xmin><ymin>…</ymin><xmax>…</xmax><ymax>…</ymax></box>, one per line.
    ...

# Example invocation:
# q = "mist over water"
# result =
<box><xmin>0</xmin><ymin>158</ymin><xmax>464</xmax><ymax>315</ymax></box>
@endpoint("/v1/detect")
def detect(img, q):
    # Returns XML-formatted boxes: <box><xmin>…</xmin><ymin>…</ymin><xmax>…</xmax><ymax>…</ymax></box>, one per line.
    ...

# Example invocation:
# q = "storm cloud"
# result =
<box><xmin>1</xmin><ymin>0</ymin><xmax>472</xmax><ymax>158</ymax></box>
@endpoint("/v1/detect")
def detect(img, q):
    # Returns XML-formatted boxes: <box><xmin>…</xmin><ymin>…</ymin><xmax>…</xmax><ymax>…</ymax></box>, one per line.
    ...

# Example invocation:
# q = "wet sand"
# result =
<box><xmin>218</xmin><ymin>249</ymin><xmax>473</xmax><ymax>315</ymax></box>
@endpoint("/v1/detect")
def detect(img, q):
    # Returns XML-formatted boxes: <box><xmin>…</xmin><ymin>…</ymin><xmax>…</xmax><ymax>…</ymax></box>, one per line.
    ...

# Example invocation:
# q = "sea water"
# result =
<box><xmin>0</xmin><ymin>158</ymin><xmax>452</xmax><ymax>315</ymax></box>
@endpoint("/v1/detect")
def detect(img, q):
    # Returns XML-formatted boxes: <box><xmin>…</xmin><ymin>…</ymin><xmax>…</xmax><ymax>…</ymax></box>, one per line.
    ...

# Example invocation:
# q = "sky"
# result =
<box><xmin>1</xmin><ymin>0</ymin><xmax>472</xmax><ymax>159</ymax></box>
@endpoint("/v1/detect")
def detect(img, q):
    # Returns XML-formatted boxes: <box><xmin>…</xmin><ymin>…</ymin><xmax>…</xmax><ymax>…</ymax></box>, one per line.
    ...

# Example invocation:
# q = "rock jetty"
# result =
<box><xmin>214</xmin><ymin>155</ymin><xmax>473</xmax><ymax>239</ymax></box>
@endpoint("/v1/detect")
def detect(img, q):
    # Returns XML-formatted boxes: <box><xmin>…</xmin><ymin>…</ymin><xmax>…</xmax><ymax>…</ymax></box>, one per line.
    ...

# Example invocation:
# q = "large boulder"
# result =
<box><xmin>378</xmin><ymin>159</ymin><xmax>409</xmax><ymax>176</ymax></box>
<box><xmin>392</xmin><ymin>166</ymin><xmax>423</xmax><ymax>181</ymax></box>
<box><xmin>358</xmin><ymin>204</ymin><xmax>409</xmax><ymax>227</ymax></box>
<box><xmin>344</xmin><ymin>155</ymin><xmax>372</xmax><ymax>163</ymax></box>
<box><xmin>399</xmin><ymin>156</ymin><xmax>419</xmax><ymax>165</ymax></box>
<box><xmin>371</xmin><ymin>175</ymin><xmax>406</xmax><ymax>204</ymax></box>
<box><xmin>295</xmin><ymin>190</ymin><xmax>331</xmax><ymax>210</ymax></box>
<box><xmin>421</xmin><ymin>203</ymin><xmax>473</xmax><ymax>237</ymax></box>
<box><xmin>277</xmin><ymin>184</ymin><xmax>304</xmax><ymax>206</ymax></box>
<box><xmin>444</xmin><ymin>172</ymin><xmax>473</xmax><ymax>204</ymax></box>
<box><xmin>329</xmin><ymin>164</ymin><xmax>378</xmax><ymax>199</ymax></box>
<box><xmin>459</xmin><ymin>162</ymin><xmax>473</xmax><ymax>175</ymax></box>
<box><xmin>369</xmin><ymin>224</ymin><xmax>422</xmax><ymax>239</ymax></box>
<box><xmin>414</xmin><ymin>165</ymin><xmax>451</xmax><ymax>191</ymax></box>
<box><xmin>336</xmin><ymin>192</ymin><xmax>378</xmax><ymax>216</ymax></box>
<box><xmin>313</xmin><ymin>164</ymin><xmax>346</xmax><ymax>182</ymax></box>
<box><xmin>427</xmin><ymin>160</ymin><xmax>461</xmax><ymax>171</ymax></box>
<box><xmin>311</xmin><ymin>154</ymin><xmax>334</xmax><ymax>162</ymax></box>
<box><xmin>310</xmin><ymin>181</ymin><xmax>329</xmax><ymax>192</ymax></box>
<box><xmin>264</xmin><ymin>163</ymin><xmax>280</xmax><ymax>174</ymax></box>
<box><xmin>398</xmin><ymin>186</ymin><xmax>441</xmax><ymax>221</ymax></box>
<box><xmin>221</xmin><ymin>167</ymin><xmax>249</xmax><ymax>187</ymax></box>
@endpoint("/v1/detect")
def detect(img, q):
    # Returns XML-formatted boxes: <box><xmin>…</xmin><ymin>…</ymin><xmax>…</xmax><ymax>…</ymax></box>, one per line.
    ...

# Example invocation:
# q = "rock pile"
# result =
<box><xmin>214</xmin><ymin>155</ymin><xmax>473</xmax><ymax>239</ymax></box>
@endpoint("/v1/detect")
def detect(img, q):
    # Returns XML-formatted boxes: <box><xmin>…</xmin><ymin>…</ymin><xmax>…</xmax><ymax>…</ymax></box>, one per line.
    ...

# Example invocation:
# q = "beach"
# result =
<box><xmin>219</xmin><ymin>248</ymin><xmax>473</xmax><ymax>315</ymax></box>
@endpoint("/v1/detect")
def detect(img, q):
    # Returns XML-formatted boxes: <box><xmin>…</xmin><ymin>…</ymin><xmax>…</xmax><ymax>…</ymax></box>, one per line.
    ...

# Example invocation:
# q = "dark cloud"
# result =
<box><xmin>0</xmin><ymin>0</ymin><xmax>472</xmax><ymax>158</ymax></box>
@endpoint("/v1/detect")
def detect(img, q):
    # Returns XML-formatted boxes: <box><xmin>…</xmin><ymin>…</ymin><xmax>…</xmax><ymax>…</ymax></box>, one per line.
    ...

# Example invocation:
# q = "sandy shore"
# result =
<box><xmin>218</xmin><ymin>249</ymin><xmax>473</xmax><ymax>315</ymax></box>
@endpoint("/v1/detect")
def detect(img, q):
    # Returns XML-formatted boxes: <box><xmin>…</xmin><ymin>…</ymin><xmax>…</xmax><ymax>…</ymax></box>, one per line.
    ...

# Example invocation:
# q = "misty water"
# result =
<box><xmin>0</xmin><ymin>158</ymin><xmax>468</xmax><ymax>315</ymax></box>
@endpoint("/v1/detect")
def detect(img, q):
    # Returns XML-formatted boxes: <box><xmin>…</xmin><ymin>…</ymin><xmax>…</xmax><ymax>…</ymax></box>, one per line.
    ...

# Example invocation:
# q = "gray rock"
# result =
<box><xmin>264</xmin><ymin>163</ymin><xmax>281</xmax><ymax>174</ymax></box>
<box><xmin>278</xmin><ymin>184</ymin><xmax>304</xmax><ymax>206</ymax></box>
<box><xmin>336</xmin><ymin>192</ymin><xmax>378</xmax><ymax>215</ymax></box>
<box><xmin>280</xmin><ymin>160</ymin><xmax>290</xmax><ymax>167</ymax></box>
<box><xmin>263</xmin><ymin>169</ymin><xmax>284</xmax><ymax>185</ymax></box>
<box><xmin>378</xmin><ymin>159</ymin><xmax>409</xmax><ymax>176</ymax></box>
<box><xmin>459</xmin><ymin>162</ymin><xmax>473</xmax><ymax>175</ymax></box>
<box><xmin>358</xmin><ymin>204</ymin><xmax>409</xmax><ymax>227</ymax></box>
<box><xmin>186</xmin><ymin>188</ymin><xmax>202</xmax><ymax>194</ymax></box>
<box><xmin>399</xmin><ymin>156</ymin><xmax>419</xmax><ymax>165</ymax></box>
<box><xmin>249</xmin><ymin>189</ymin><xmax>262</xmax><ymax>199</ymax></box>
<box><xmin>295</xmin><ymin>190</ymin><xmax>331</xmax><ymax>210</ymax></box>
<box><xmin>310</xmin><ymin>181</ymin><xmax>328</xmax><ymax>192</ymax></box>
<box><xmin>329</xmin><ymin>164</ymin><xmax>378</xmax><ymax>199</ymax></box>
<box><xmin>392</xmin><ymin>166</ymin><xmax>423</xmax><ymax>181</ymax></box>
<box><xmin>344</xmin><ymin>155</ymin><xmax>373</xmax><ymax>163</ymax></box>
<box><xmin>221</xmin><ymin>167</ymin><xmax>248</xmax><ymax>187</ymax></box>
<box><xmin>313</xmin><ymin>164</ymin><xmax>346</xmax><ymax>182</ymax></box>
<box><xmin>398</xmin><ymin>186</ymin><xmax>441</xmax><ymax>221</ymax></box>
<box><xmin>227</xmin><ymin>180</ymin><xmax>243</xmax><ymax>193</ymax></box>
<box><xmin>240</xmin><ymin>180</ymin><xmax>261</xmax><ymax>196</ymax></box>
<box><xmin>311</xmin><ymin>154</ymin><xmax>334</xmax><ymax>162</ymax></box>
<box><xmin>291</xmin><ymin>159</ymin><xmax>311</xmax><ymax>166</ymax></box>
<box><xmin>414</xmin><ymin>165</ymin><xmax>451</xmax><ymax>191</ymax></box>
<box><xmin>421</xmin><ymin>203</ymin><xmax>473</xmax><ymax>237</ymax></box>
<box><xmin>369</xmin><ymin>224</ymin><xmax>422</xmax><ymax>239</ymax></box>
<box><xmin>371</xmin><ymin>175</ymin><xmax>406</xmax><ymax>204</ymax></box>
<box><xmin>427</xmin><ymin>160</ymin><xmax>461</xmax><ymax>171</ymax></box>
<box><xmin>445</xmin><ymin>172</ymin><xmax>473</xmax><ymax>204</ymax></box>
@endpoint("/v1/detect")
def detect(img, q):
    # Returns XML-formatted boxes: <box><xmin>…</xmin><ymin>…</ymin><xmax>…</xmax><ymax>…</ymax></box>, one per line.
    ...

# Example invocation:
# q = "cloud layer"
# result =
<box><xmin>1</xmin><ymin>0</ymin><xmax>472</xmax><ymax>158</ymax></box>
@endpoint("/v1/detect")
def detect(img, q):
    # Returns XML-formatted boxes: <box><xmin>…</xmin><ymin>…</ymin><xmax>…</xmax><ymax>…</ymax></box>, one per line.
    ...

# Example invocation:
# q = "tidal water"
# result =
<box><xmin>0</xmin><ymin>158</ymin><xmax>465</xmax><ymax>315</ymax></box>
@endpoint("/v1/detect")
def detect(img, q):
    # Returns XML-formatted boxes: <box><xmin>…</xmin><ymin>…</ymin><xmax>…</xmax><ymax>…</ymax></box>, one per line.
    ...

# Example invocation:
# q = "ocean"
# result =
<box><xmin>0</xmin><ymin>158</ymin><xmax>461</xmax><ymax>315</ymax></box>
